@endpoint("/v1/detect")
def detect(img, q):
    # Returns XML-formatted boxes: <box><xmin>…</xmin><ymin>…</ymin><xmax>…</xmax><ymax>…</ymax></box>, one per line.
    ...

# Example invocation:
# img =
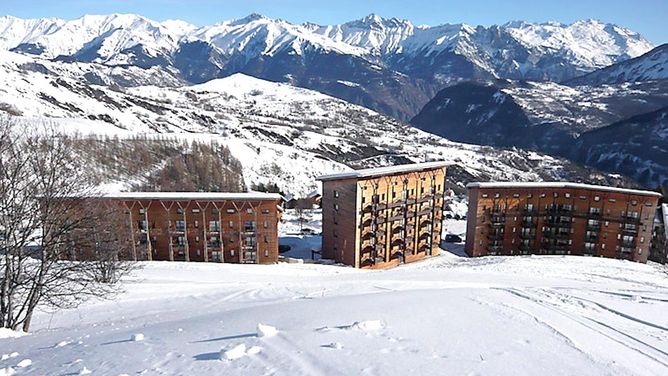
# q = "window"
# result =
<box><xmin>334</xmin><ymin>190</ymin><xmax>339</xmax><ymax>198</ymax></box>
<box><xmin>608</xmin><ymin>198</ymin><xmax>616</xmax><ymax>203</ymax></box>
<box><xmin>494</xmin><ymin>193</ymin><xmax>500</xmax><ymax>198</ymax></box>
<box><xmin>229</xmin><ymin>220</ymin><xmax>234</xmax><ymax>228</ymax></box>
<box><xmin>527</xmin><ymin>193</ymin><xmax>533</xmax><ymax>198</ymax></box>
<box><xmin>262</xmin><ymin>208</ymin><xmax>269</xmax><ymax>214</ymax></box>
<box><xmin>264</xmin><ymin>250</ymin><xmax>269</xmax><ymax>257</ymax></box>
<box><xmin>177</xmin><ymin>236</ymin><xmax>185</xmax><ymax>245</ymax></box>
<box><xmin>194</xmin><ymin>220</ymin><xmax>199</xmax><ymax>228</ymax></box>
<box><xmin>361</xmin><ymin>196</ymin><xmax>366</xmax><ymax>204</ymax></box>
<box><xmin>209</xmin><ymin>221</ymin><xmax>220</xmax><ymax>232</ymax></box>
<box><xmin>540</xmin><ymin>193</ymin><xmax>546</xmax><ymax>198</ymax></box>
<box><xmin>264</xmin><ymin>236</ymin><xmax>268</xmax><ymax>243</ymax></box>
<box><xmin>631</xmin><ymin>200</ymin><xmax>638</xmax><ymax>206</ymax></box>
<box><xmin>195</xmin><ymin>236</ymin><xmax>199</xmax><ymax>243</ymax></box>
<box><xmin>334</xmin><ymin>204</ymin><xmax>339</xmax><ymax>211</ymax></box>
<box><xmin>192</xmin><ymin>208</ymin><xmax>200</xmax><ymax>213</ymax></box>
<box><xmin>565</xmin><ymin>193</ymin><xmax>571</xmax><ymax>198</ymax></box>
<box><xmin>244</xmin><ymin>221</ymin><xmax>256</xmax><ymax>232</ymax></box>
<box><xmin>227</xmin><ymin>208</ymin><xmax>235</xmax><ymax>214</ymax></box>
<box><xmin>246</xmin><ymin>208</ymin><xmax>253</xmax><ymax>214</ymax></box>
<box><xmin>139</xmin><ymin>208</ymin><xmax>146</xmax><ymax>214</ymax></box>
<box><xmin>482</xmin><ymin>194</ymin><xmax>489</xmax><ymax>198</ymax></box>
<box><xmin>212</xmin><ymin>208</ymin><xmax>220</xmax><ymax>214</ymax></box>
<box><xmin>175</xmin><ymin>221</ymin><xmax>186</xmax><ymax>232</ymax></box>
<box><xmin>231</xmin><ymin>249</ymin><xmax>235</xmax><ymax>256</ymax></box>
<box><xmin>176</xmin><ymin>208</ymin><xmax>184</xmax><ymax>214</ymax></box>
<box><xmin>263</xmin><ymin>220</ymin><xmax>268</xmax><ymax>228</ymax></box>
<box><xmin>594</xmin><ymin>196</ymin><xmax>600</xmax><ymax>202</ymax></box>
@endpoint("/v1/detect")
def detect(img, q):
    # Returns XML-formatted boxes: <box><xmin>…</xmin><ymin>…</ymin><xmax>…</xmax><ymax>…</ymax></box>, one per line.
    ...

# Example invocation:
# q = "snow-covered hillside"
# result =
<box><xmin>1</xmin><ymin>255</ymin><xmax>667</xmax><ymax>375</ymax></box>
<box><xmin>0</xmin><ymin>50</ymin><xmax>619</xmax><ymax>196</ymax></box>
<box><xmin>569</xmin><ymin>43</ymin><xmax>668</xmax><ymax>86</ymax></box>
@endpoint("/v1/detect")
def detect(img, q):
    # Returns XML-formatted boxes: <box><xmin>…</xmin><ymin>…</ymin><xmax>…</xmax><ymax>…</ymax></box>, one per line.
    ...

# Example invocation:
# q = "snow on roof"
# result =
<box><xmin>316</xmin><ymin>161</ymin><xmax>449</xmax><ymax>181</ymax></box>
<box><xmin>466</xmin><ymin>182</ymin><xmax>662</xmax><ymax>198</ymax></box>
<box><xmin>99</xmin><ymin>192</ymin><xmax>283</xmax><ymax>201</ymax></box>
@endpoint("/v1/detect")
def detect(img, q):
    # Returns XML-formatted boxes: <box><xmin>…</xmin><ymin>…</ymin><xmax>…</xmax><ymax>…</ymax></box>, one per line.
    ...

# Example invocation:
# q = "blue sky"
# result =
<box><xmin>1</xmin><ymin>0</ymin><xmax>666</xmax><ymax>43</ymax></box>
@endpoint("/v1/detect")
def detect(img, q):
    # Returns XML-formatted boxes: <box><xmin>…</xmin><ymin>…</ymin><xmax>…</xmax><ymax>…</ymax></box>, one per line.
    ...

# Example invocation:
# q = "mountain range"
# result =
<box><xmin>0</xmin><ymin>13</ymin><xmax>655</xmax><ymax>120</ymax></box>
<box><xmin>0</xmin><ymin>49</ymin><xmax>629</xmax><ymax>196</ymax></box>
<box><xmin>0</xmin><ymin>12</ymin><xmax>665</xmax><ymax>192</ymax></box>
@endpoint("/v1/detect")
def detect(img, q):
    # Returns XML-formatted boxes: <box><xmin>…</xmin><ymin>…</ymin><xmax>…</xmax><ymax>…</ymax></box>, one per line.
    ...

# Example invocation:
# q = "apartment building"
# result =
<box><xmin>104</xmin><ymin>192</ymin><xmax>283</xmax><ymax>264</ymax></box>
<box><xmin>650</xmin><ymin>204</ymin><xmax>668</xmax><ymax>264</ymax></box>
<box><xmin>465</xmin><ymin>182</ymin><xmax>662</xmax><ymax>263</ymax></box>
<box><xmin>317</xmin><ymin>162</ymin><xmax>448</xmax><ymax>269</ymax></box>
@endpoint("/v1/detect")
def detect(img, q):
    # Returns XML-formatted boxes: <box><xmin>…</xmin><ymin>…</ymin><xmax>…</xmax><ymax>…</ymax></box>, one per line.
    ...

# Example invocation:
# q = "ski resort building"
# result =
<box><xmin>317</xmin><ymin>162</ymin><xmax>448</xmax><ymax>269</ymax></box>
<box><xmin>103</xmin><ymin>192</ymin><xmax>283</xmax><ymax>264</ymax></box>
<box><xmin>465</xmin><ymin>183</ymin><xmax>662</xmax><ymax>263</ymax></box>
<box><xmin>650</xmin><ymin>204</ymin><xmax>668</xmax><ymax>264</ymax></box>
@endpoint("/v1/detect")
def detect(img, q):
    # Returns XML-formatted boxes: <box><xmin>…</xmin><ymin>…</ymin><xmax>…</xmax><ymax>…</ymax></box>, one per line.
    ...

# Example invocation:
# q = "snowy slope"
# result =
<box><xmin>569</xmin><ymin>44</ymin><xmax>668</xmax><ymax>86</ymax></box>
<box><xmin>1</xmin><ymin>255</ymin><xmax>667</xmax><ymax>375</ymax></box>
<box><xmin>0</xmin><ymin>50</ymin><xmax>623</xmax><ymax>196</ymax></box>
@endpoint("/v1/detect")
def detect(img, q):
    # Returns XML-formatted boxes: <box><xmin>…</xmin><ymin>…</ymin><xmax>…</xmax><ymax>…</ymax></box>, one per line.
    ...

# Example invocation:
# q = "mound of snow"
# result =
<box><xmin>256</xmin><ymin>323</ymin><xmax>279</xmax><ymax>338</ymax></box>
<box><xmin>221</xmin><ymin>344</ymin><xmax>246</xmax><ymax>361</ymax></box>
<box><xmin>323</xmin><ymin>342</ymin><xmax>343</xmax><ymax>349</ymax></box>
<box><xmin>350</xmin><ymin>320</ymin><xmax>385</xmax><ymax>332</ymax></box>
<box><xmin>132</xmin><ymin>333</ymin><xmax>144</xmax><ymax>342</ymax></box>
<box><xmin>54</xmin><ymin>341</ymin><xmax>69</xmax><ymax>348</ymax></box>
<box><xmin>0</xmin><ymin>328</ymin><xmax>29</xmax><ymax>339</ymax></box>
<box><xmin>16</xmin><ymin>359</ymin><xmax>31</xmax><ymax>368</ymax></box>
<box><xmin>79</xmin><ymin>366</ymin><xmax>92</xmax><ymax>375</ymax></box>
<box><xmin>0</xmin><ymin>366</ymin><xmax>15</xmax><ymax>376</ymax></box>
<box><xmin>246</xmin><ymin>346</ymin><xmax>262</xmax><ymax>355</ymax></box>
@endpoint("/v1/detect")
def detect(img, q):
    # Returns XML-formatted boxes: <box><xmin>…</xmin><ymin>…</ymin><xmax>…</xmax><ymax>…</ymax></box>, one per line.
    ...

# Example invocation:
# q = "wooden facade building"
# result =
<box><xmin>317</xmin><ymin>162</ymin><xmax>448</xmax><ymax>269</ymax></box>
<box><xmin>106</xmin><ymin>192</ymin><xmax>283</xmax><ymax>264</ymax></box>
<box><xmin>465</xmin><ymin>183</ymin><xmax>662</xmax><ymax>263</ymax></box>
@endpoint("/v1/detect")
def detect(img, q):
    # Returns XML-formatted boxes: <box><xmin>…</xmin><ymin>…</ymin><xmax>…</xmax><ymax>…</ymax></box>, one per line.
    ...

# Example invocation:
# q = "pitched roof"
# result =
<box><xmin>466</xmin><ymin>182</ymin><xmax>662</xmax><ymax>198</ymax></box>
<box><xmin>316</xmin><ymin>161</ymin><xmax>448</xmax><ymax>182</ymax></box>
<box><xmin>99</xmin><ymin>192</ymin><xmax>283</xmax><ymax>201</ymax></box>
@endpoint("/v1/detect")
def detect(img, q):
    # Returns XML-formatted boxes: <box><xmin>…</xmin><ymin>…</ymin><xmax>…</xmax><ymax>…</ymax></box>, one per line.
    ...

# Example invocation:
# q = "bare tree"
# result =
<box><xmin>0</xmin><ymin>116</ymin><xmax>132</xmax><ymax>332</ymax></box>
<box><xmin>294</xmin><ymin>198</ymin><xmax>313</xmax><ymax>233</ymax></box>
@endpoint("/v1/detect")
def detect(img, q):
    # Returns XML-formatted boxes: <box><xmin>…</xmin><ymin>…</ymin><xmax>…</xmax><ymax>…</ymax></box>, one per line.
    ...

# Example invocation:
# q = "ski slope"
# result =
<box><xmin>1</xmin><ymin>253</ymin><xmax>667</xmax><ymax>375</ymax></box>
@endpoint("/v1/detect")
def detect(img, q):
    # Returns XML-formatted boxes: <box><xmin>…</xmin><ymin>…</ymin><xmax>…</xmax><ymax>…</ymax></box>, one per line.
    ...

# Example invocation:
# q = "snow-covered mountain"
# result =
<box><xmin>0</xmin><ymin>13</ymin><xmax>654</xmax><ymax>120</ymax></box>
<box><xmin>573</xmin><ymin>106</ymin><xmax>668</xmax><ymax>189</ymax></box>
<box><xmin>410</xmin><ymin>79</ymin><xmax>668</xmax><ymax>189</ymax></box>
<box><xmin>568</xmin><ymin>44</ymin><xmax>668</xmax><ymax>86</ymax></box>
<box><xmin>0</xmin><ymin>50</ymin><xmax>630</xmax><ymax>196</ymax></box>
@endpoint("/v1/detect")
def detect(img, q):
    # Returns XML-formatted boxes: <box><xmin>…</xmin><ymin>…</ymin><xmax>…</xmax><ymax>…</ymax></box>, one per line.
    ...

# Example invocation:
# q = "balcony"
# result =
<box><xmin>519</xmin><ymin>243</ymin><xmax>534</xmax><ymax>252</ymax></box>
<box><xmin>586</xmin><ymin>224</ymin><xmax>601</xmax><ymax>231</ymax></box>
<box><xmin>587</xmin><ymin>211</ymin><xmax>602</xmax><ymax>218</ymax></box>
<box><xmin>391</xmin><ymin>224</ymin><xmax>404</xmax><ymax>234</ymax></box>
<box><xmin>388</xmin><ymin>214</ymin><xmax>404</xmax><ymax>222</ymax></box>
<box><xmin>543</xmin><ymin>231</ymin><xmax>570</xmax><ymax>240</ymax></box>
<box><xmin>488</xmin><ymin>232</ymin><xmax>505</xmax><ymax>241</ymax></box>
<box><xmin>547</xmin><ymin>206</ymin><xmax>574</xmax><ymax>215</ymax></box>
<box><xmin>620</xmin><ymin>240</ymin><xmax>636</xmax><ymax>248</ymax></box>
<box><xmin>417</xmin><ymin>209</ymin><xmax>432</xmax><ymax>216</ymax></box>
<box><xmin>619</xmin><ymin>246</ymin><xmax>634</xmax><ymax>254</ymax></box>
<box><xmin>584</xmin><ymin>234</ymin><xmax>598</xmax><ymax>242</ymax></box>
<box><xmin>519</xmin><ymin>232</ymin><xmax>536</xmax><ymax>240</ymax></box>
<box><xmin>521</xmin><ymin>220</ymin><xmax>536</xmax><ymax>228</ymax></box>
<box><xmin>622</xmin><ymin>227</ymin><xmax>638</xmax><ymax>235</ymax></box>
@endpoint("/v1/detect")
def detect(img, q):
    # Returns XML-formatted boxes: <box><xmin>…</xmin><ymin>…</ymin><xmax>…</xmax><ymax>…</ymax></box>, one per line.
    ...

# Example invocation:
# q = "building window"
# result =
<box><xmin>565</xmin><ymin>193</ymin><xmax>571</xmax><ymax>198</ymax></box>
<box><xmin>494</xmin><ymin>193</ymin><xmax>500</xmax><ymax>198</ymax></box>
<box><xmin>594</xmin><ymin>196</ymin><xmax>600</xmax><ymax>202</ymax></box>
<box><xmin>195</xmin><ymin>236</ymin><xmax>199</xmax><ymax>243</ymax></box>
<box><xmin>262</xmin><ymin>208</ymin><xmax>269</xmax><ymax>214</ymax></box>
<box><xmin>139</xmin><ymin>208</ymin><xmax>146</xmax><ymax>214</ymax></box>
<box><xmin>247</xmin><ymin>208</ymin><xmax>253</xmax><ymax>214</ymax></box>
<box><xmin>192</xmin><ymin>208</ymin><xmax>200</xmax><ymax>213</ymax></box>
<box><xmin>176</xmin><ymin>208</ymin><xmax>184</xmax><ymax>214</ymax></box>
<box><xmin>482</xmin><ymin>194</ymin><xmax>489</xmax><ymax>198</ymax></box>
<box><xmin>229</xmin><ymin>220</ymin><xmax>234</xmax><ymax>228</ymax></box>
<box><xmin>209</xmin><ymin>221</ymin><xmax>220</xmax><ymax>232</ymax></box>
<box><xmin>334</xmin><ymin>204</ymin><xmax>339</xmax><ymax>211</ymax></box>
<box><xmin>177</xmin><ymin>236</ymin><xmax>185</xmax><ymax>245</ymax></box>
<box><xmin>540</xmin><ymin>193</ymin><xmax>546</xmax><ymax>198</ymax></box>
<box><xmin>264</xmin><ymin>250</ymin><xmax>269</xmax><ymax>257</ymax></box>
<box><xmin>264</xmin><ymin>236</ymin><xmax>268</xmax><ymax>243</ymax></box>
<box><xmin>334</xmin><ymin>190</ymin><xmax>339</xmax><ymax>198</ymax></box>
<box><xmin>194</xmin><ymin>220</ymin><xmax>199</xmax><ymax>228</ymax></box>
<box><xmin>175</xmin><ymin>221</ymin><xmax>186</xmax><ymax>232</ymax></box>
<box><xmin>608</xmin><ymin>198</ymin><xmax>616</xmax><ymax>203</ymax></box>
<box><xmin>212</xmin><ymin>208</ymin><xmax>220</xmax><ymax>214</ymax></box>
<box><xmin>231</xmin><ymin>249</ymin><xmax>235</xmax><ymax>256</ymax></box>
<box><xmin>227</xmin><ymin>208</ymin><xmax>235</xmax><ymax>214</ymax></box>
<box><xmin>263</xmin><ymin>220</ymin><xmax>269</xmax><ymax>228</ymax></box>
